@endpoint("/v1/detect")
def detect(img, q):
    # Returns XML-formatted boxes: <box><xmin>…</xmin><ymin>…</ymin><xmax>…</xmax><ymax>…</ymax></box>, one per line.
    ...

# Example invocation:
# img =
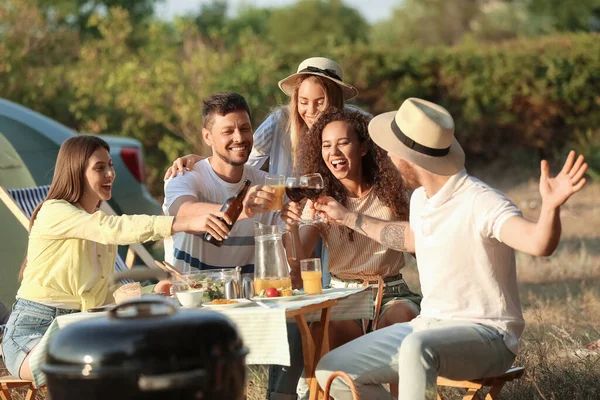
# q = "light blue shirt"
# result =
<box><xmin>248</xmin><ymin>109</ymin><xmax>294</xmax><ymax>176</ymax></box>
<box><xmin>247</xmin><ymin>105</ymin><xmax>371</xmax><ymax>177</ymax></box>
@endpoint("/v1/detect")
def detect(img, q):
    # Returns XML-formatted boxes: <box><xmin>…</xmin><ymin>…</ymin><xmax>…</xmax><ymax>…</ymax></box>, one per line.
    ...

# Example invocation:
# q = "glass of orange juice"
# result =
<box><xmin>254</xmin><ymin>277</ymin><xmax>293</xmax><ymax>293</ymax></box>
<box><xmin>300</xmin><ymin>258</ymin><xmax>322</xmax><ymax>295</ymax></box>
<box><xmin>265</xmin><ymin>174</ymin><xmax>285</xmax><ymax>211</ymax></box>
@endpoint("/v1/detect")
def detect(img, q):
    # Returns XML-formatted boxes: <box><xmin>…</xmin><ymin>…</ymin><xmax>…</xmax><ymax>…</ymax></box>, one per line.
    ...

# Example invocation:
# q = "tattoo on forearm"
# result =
<box><xmin>354</xmin><ymin>213</ymin><xmax>367</xmax><ymax>236</ymax></box>
<box><xmin>381</xmin><ymin>224</ymin><xmax>407</xmax><ymax>251</ymax></box>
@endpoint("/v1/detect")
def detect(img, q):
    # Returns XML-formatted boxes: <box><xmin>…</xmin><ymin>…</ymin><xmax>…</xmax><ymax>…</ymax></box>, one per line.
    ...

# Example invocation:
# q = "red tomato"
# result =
<box><xmin>154</xmin><ymin>280</ymin><xmax>172</xmax><ymax>296</ymax></box>
<box><xmin>266</xmin><ymin>288</ymin><xmax>280</xmax><ymax>298</ymax></box>
<box><xmin>161</xmin><ymin>283</ymin><xmax>172</xmax><ymax>296</ymax></box>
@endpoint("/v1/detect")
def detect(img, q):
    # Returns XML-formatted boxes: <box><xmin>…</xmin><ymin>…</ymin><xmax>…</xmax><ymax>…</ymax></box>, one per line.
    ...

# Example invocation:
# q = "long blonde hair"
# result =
<box><xmin>286</xmin><ymin>75</ymin><xmax>344</xmax><ymax>171</ymax></box>
<box><xmin>19</xmin><ymin>135</ymin><xmax>110</xmax><ymax>279</ymax></box>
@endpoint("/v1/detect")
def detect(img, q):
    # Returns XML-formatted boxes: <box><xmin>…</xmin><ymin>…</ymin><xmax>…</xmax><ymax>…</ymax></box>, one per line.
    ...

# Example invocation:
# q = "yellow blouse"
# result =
<box><xmin>17</xmin><ymin>200</ymin><xmax>173</xmax><ymax>311</ymax></box>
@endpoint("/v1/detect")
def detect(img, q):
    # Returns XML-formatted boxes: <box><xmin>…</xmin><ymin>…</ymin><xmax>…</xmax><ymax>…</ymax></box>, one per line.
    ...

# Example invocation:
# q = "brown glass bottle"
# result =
<box><xmin>203</xmin><ymin>179</ymin><xmax>252</xmax><ymax>247</ymax></box>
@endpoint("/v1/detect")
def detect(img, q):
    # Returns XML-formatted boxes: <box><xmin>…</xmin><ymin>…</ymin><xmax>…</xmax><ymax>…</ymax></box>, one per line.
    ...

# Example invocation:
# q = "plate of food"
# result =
<box><xmin>252</xmin><ymin>288</ymin><xmax>307</xmax><ymax>302</ymax></box>
<box><xmin>202</xmin><ymin>298</ymin><xmax>252</xmax><ymax>309</ymax></box>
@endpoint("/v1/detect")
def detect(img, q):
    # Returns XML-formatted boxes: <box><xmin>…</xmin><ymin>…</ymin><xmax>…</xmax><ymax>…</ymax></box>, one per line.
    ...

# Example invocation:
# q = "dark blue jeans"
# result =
<box><xmin>267</xmin><ymin>323</ymin><xmax>305</xmax><ymax>399</ymax></box>
<box><xmin>267</xmin><ymin>240</ymin><xmax>329</xmax><ymax>399</ymax></box>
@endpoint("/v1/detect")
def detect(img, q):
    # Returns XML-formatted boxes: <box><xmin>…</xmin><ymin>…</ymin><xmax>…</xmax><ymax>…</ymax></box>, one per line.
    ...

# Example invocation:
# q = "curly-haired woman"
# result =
<box><xmin>281</xmin><ymin>108</ymin><xmax>422</xmax><ymax>349</ymax></box>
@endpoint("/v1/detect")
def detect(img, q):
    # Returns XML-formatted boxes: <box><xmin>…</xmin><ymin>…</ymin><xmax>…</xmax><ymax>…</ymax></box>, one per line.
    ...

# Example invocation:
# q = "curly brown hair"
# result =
<box><xmin>296</xmin><ymin>108</ymin><xmax>409</xmax><ymax>241</ymax></box>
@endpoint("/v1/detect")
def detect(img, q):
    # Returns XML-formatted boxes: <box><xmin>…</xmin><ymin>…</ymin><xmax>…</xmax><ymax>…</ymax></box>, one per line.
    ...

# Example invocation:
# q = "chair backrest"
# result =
<box><xmin>6</xmin><ymin>185</ymin><xmax>50</xmax><ymax>220</ymax></box>
<box><xmin>0</xmin><ymin>185</ymin><xmax>132</xmax><ymax>283</ymax></box>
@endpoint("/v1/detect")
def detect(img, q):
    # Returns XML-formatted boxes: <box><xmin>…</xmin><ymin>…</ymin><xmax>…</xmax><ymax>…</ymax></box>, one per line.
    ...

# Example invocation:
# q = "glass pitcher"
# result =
<box><xmin>253</xmin><ymin>222</ymin><xmax>292</xmax><ymax>294</ymax></box>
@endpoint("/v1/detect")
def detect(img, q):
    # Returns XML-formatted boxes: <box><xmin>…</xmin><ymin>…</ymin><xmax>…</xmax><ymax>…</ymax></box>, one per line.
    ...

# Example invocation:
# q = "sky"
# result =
<box><xmin>156</xmin><ymin>0</ymin><xmax>400</xmax><ymax>24</ymax></box>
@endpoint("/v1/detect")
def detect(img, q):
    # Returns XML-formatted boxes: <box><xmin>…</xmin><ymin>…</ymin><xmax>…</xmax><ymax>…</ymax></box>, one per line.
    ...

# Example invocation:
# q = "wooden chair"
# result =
<box><xmin>0</xmin><ymin>343</ymin><xmax>40</xmax><ymax>400</ymax></box>
<box><xmin>436</xmin><ymin>366</ymin><xmax>525</xmax><ymax>400</ymax></box>
<box><xmin>323</xmin><ymin>371</ymin><xmax>360</xmax><ymax>400</ymax></box>
<box><xmin>322</xmin><ymin>367</ymin><xmax>525</xmax><ymax>400</ymax></box>
<box><xmin>0</xmin><ymin>375</ymin><xmax>39</xmax><ymax>400</ymax></box>
<box><xmin>0</xmin><ymin>184</ymin><xmax>159</xmax><ymax>278</ymax></box>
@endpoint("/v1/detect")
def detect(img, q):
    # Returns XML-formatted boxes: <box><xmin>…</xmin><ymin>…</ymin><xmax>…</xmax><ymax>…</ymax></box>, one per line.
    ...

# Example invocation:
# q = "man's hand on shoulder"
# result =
<box><xmin>164</xmin><ymin>154</ymin><xmax>204</xmax><ymax>180</ymax></box>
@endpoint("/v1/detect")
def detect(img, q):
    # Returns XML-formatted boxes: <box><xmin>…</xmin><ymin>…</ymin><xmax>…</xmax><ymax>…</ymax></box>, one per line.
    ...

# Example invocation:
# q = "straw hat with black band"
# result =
<box><xmin>368</xmin><ymin>98</ymin><xmax>465</xmax><ymax>176</ymax></box>
<box><xmin>278</xmin><ymin>57</ymin><xmax>358</xmax><ymax>100</ymax></box>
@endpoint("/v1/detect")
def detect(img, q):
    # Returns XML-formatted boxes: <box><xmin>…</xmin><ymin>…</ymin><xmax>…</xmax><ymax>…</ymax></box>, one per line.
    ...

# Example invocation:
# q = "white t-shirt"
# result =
<box><xmin>410</xmin><ymin>169</ymin><xmax>525</xmax><ymax>354</ymax></box>
<box><xmin>163</xmin><ymin>159</ymin><xmax>278</xmax><ymax>274</ymax></box>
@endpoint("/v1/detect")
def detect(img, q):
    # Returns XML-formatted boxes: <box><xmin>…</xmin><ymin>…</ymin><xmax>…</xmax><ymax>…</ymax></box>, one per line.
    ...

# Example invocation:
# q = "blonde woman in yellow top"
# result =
<box><xmin>1</xmin><ymin>135</ymin><xmax>267</xmax><ymax>380</ymax></box>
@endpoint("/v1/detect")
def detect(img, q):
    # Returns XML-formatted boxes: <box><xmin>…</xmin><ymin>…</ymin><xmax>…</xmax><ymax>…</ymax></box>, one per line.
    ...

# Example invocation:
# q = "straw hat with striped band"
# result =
<box><xmin>368</xmin><ymin>98</ymin><xmax>465</xmax><ymax>176</ymax></box>
<box><xmin>278</xmin><ymin>57</ymin><xmax>358</xmax><ymax>100</ymax></box>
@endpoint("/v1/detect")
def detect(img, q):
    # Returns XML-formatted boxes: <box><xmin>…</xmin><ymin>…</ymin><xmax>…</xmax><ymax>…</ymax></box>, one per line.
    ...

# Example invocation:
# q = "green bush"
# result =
<box><xmin>341</xmin><ymin>34</ymin><xmax>600</xmax><ymax>165</ymax></box>
<box><xmin>1</xmin><ymin>2</ymin><xmax>598</xmax><ymax>195</ymax></box>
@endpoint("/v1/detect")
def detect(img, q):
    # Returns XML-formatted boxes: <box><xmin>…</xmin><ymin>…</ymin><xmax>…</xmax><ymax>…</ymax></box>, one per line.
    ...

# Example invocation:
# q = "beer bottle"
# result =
<box><xmin>203</xmin><ymin>179</ymin><xmax>252</xmax><ymax>247</ymax></box>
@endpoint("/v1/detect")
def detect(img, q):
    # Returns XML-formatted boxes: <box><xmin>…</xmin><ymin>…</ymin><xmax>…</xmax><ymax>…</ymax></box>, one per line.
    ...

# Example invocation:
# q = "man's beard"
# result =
<box><xmin>394</xmin><ymin>159</ymin><xmax>421</xmax><ymax>190</ymax></box>
<box><xmin>214</xmin><ymin>147</ymin><xmax>249</xmax><ymax>167</ymax></box>
<box><xmin>402</xmin><ymin>173</ymin><xmax>421</xmax><ymax>191</ymax></box>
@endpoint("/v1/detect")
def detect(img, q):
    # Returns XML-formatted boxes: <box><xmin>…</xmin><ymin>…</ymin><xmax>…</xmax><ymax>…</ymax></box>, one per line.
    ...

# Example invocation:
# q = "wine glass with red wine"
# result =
<box><xmin>285</xmin><ymin>173</ymin><xmax>325</xmax><ymax>224</ymax></box>
<box><xmin>285</xmin><ymin>176</ymin><xmax>305</xmax><ymax>204</ymax></box>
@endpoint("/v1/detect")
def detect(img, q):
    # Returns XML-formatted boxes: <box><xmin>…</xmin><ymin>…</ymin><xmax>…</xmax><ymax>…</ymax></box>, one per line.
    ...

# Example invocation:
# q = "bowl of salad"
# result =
<box><xmin>173</xmin><ymin>269</ymin><xmax>237</xmax><ymax>302</ymax></box>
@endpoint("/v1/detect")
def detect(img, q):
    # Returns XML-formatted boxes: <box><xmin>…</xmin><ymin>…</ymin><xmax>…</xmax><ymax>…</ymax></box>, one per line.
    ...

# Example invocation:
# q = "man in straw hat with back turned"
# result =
<box><xmin>313</xmin><ymin>98</ymin><xmax>588</xmax><ymax>399</ymax></box>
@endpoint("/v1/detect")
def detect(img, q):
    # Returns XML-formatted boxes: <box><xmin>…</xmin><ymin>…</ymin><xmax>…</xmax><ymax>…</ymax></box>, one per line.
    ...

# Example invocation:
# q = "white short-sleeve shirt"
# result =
<box><xmin>410</xmin><ymin>169</ymin><xmax>525</xmax><ymax>354</ymax></box>
<box><xmin>162</xmin><ymin>159</ymin><xmax>278</xmax><ymax>274</ymax></box>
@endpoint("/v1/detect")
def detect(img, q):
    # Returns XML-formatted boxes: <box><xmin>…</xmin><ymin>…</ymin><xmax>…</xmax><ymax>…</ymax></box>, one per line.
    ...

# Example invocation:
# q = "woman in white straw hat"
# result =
<box><xmin>313</xmin><ymin>98</ymin><xmax>588</xmax><ymax>399</ymax></box>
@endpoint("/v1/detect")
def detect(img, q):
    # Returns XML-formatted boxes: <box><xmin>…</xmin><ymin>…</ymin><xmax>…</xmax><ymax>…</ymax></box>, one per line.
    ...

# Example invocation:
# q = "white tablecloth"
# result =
<box><xmin>29</xmin><ymin>287</ymin><xmax>373</xmax><ymax>387</ymax></box>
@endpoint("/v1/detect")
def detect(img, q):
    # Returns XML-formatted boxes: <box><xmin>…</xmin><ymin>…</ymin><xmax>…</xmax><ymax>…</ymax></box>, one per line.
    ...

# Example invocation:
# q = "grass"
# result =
<box><xmin>401</xmin><ymin>253</ymin><xmax>600</xmax><ymax>400</ymax></box>
<box><xmin>2</xmin><ymin>182</ymin><xmax>599</xmax><ymax>400</ymax></box>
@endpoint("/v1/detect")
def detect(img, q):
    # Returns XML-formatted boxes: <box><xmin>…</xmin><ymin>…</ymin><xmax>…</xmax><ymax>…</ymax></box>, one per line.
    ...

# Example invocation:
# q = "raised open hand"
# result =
<box><xmin>540</xmin><ymin>150</ymin><xmax>587</xmax><ymax>209</ymax></box>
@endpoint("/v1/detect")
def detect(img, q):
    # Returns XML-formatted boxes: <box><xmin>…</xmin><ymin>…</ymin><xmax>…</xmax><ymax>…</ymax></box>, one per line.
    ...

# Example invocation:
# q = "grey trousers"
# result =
<box><xmin>316</xmin><ymin>318</ymin><xmax>516</xmax><ymax>400</ymax></box>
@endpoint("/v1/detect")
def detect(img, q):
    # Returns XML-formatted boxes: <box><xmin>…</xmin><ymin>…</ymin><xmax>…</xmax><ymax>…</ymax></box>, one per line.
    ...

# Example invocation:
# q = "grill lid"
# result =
<box><xmin>43</xmin><ymin>297</ymin><xmax>247</xmax><ymax>381</ymax></box>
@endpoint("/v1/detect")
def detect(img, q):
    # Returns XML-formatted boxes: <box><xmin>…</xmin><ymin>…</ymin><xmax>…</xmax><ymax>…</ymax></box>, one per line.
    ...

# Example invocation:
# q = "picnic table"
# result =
<box><xmin>29</xmin><ymin>287</ymin><xmax>373</xmax><ymax>399</ymax></box>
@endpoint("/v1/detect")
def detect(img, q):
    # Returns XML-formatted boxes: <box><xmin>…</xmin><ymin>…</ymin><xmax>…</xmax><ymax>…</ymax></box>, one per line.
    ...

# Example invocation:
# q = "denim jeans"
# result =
<box><xmin>316</xmin><ymin>318</ymin><xmax>516</xmax><ymax>400</ymax></box>
<box><xmin>1</xmin><ymin>298</ymin><xmax>79</xmax><ymax>377</ymax></box>
<box><xmin>267</xmin><ymin>323</ymin><xmax>306</xmax><ymax>399</ymax></box>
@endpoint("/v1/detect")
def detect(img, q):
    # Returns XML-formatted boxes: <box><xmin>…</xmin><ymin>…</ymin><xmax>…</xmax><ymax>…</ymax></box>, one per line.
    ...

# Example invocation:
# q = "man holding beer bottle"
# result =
<box><xmin>163</xmin><ymin>92</ymin><xmax>279</xmax><ymax>274</ymax></box>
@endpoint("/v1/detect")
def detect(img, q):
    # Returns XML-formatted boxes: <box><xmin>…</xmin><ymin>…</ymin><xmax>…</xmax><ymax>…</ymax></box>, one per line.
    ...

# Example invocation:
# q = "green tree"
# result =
<box><xmin>186</xmin><ymin>2</ymin><xmax>272</xmax><ymax>47</ymax></box>
<box><xmin>267</xmin><ymin>0</ymin><xmax>368</xmax><ymax>53</ymax></box>
<box><xmin>371</xmin><ymin>0</ymin><xmax>485</xmax><ymax>47</ymax></box>
<box><xmin>0</xmin><ymin>0</ymin><xmax>79</xmax><ymax>122</ymax></box>
<box><xmin>31</xmin><ymin>0</ymin><xmax>163</xmax><ymax>37</ymax></box>
<box><xmin>227</xmin><ymin>5</ymin><xmax>272</xmax><ymax>41</ymax></box>
<box><xmin>527</xmin><ymin>0</ymin><xmax>600</xmax><ymax>32</ymax></box>
<box><xmin>193</xmin><ymin>0</ymin><xmax>228</xmax><ymax>38</ymax></box>
<box><xmin>66</xmin><ymin>8</ymin><xmax>286</xmax><ymax>193</ymax></box>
